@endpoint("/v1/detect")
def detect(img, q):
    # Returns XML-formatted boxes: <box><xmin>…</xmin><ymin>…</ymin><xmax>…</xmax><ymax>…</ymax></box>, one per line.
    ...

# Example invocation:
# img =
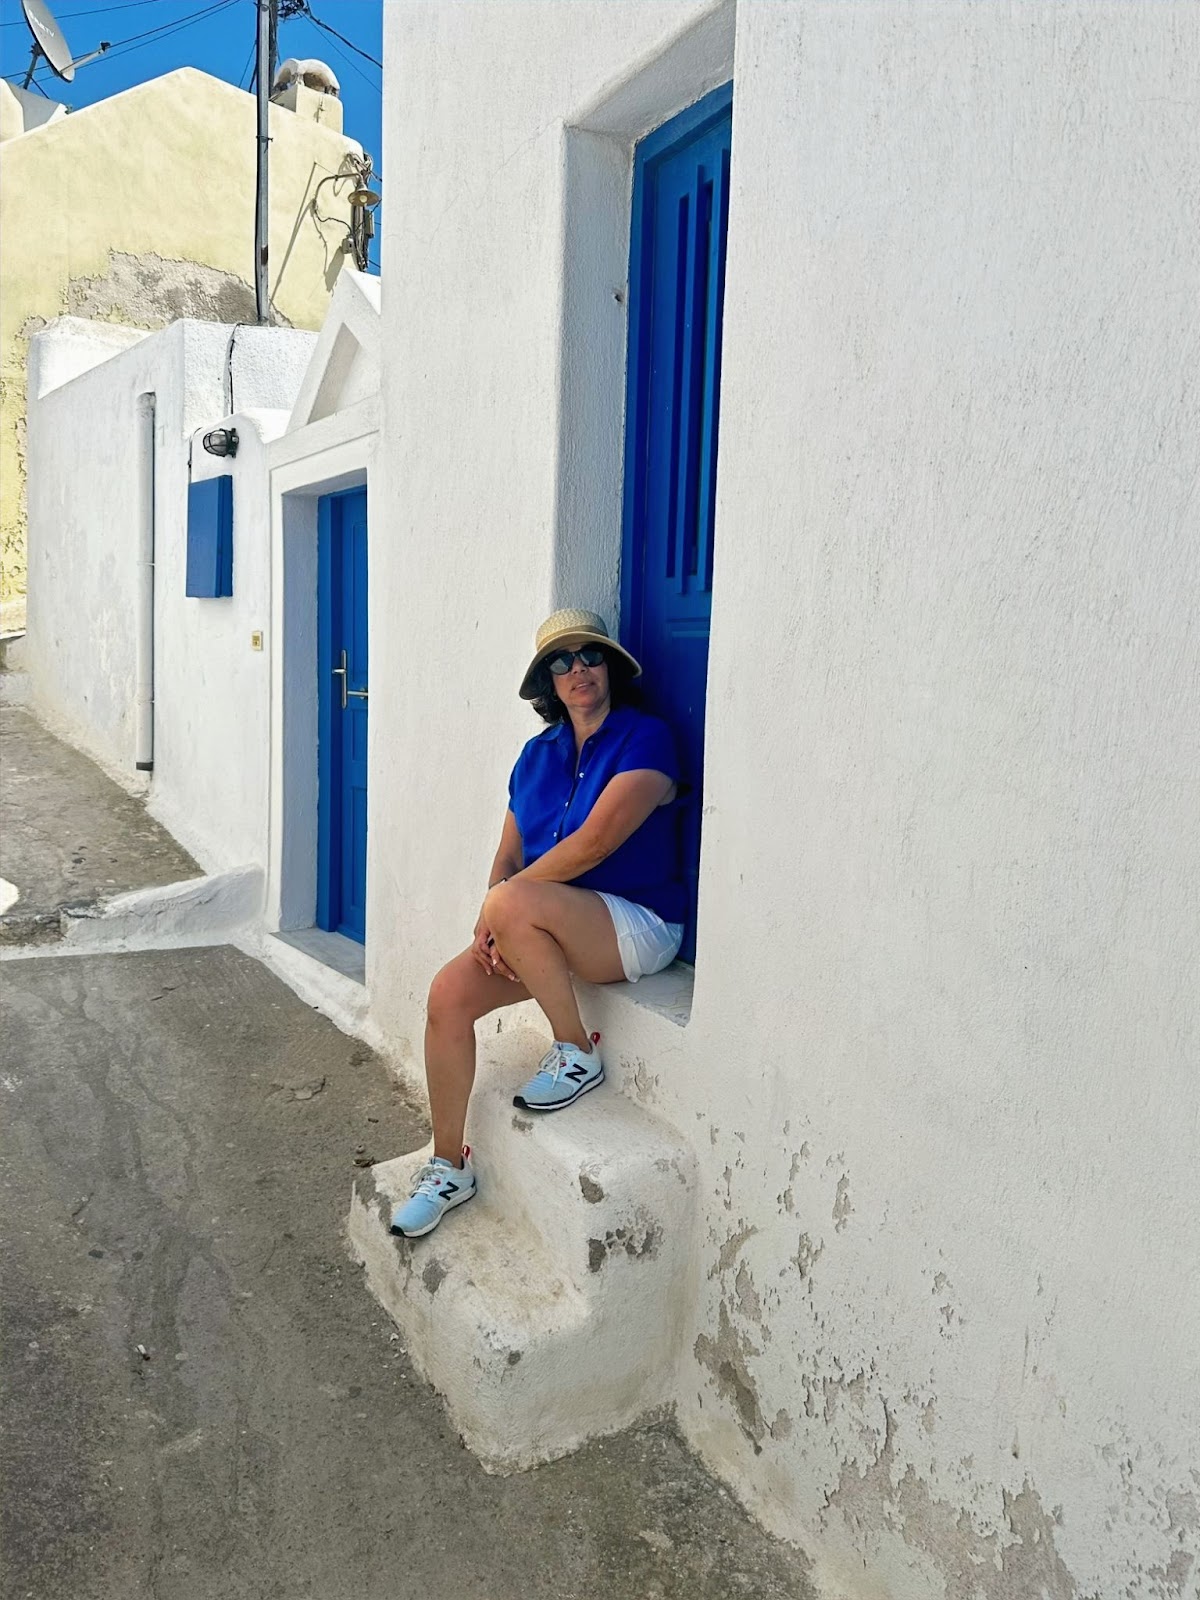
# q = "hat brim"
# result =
<box><xmin>518</xmin><ymin>631</ymin><xmax>642</xmax><ymax>700</ymax></box>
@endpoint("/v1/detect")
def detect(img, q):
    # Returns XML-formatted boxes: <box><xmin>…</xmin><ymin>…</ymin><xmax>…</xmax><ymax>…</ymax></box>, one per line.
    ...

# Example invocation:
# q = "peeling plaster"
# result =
<box><xmin>792</xmin><ymin>1232</ymin><xmax>824</xmax><ymax>1283</ymax></box>
<box><xmin>421</xmin><ymin>1259</ymin><xmax>447</xmax><ymax>1296</ymax></box>
<box><xmin>777</xmin><ymin>1150</ymin><xmax>806</xmax><ymax>1214</ymax></box>
<box><xmin>579</xmin><ymin>1171</ymin><xmax>605</xmax><ymax>1204</ymax></box>
<box><xmin>66</xmin><ymin>251</ymin><xmax>295</xmax><ymax>332</ymax></box>
<box><xmin>695</xmin><ymin>1301</ymin><xmax>766</xmax><ymax>1451</ymax></box>
<box><xmin>832</xmin><ymin>1173</ymin><xmax>853</xmax><ymax>1233</ymax></box>
<box><xmin>586</xmin><ymin>1214</ymin><xmax>661</xmax><ymax>1273</ymax></box>
<box><xmin>734</xmin><ymin>1262</ymin><xmax>762</xmax><ymax>1322</ymax></box>
<box><xmin>1146</xmin><ymin>1488</ymin><xmax>1199</xmax><ymax>1597</ymax></box>
<box><xmin>711</xmin><ymin>1223</ymin><xmax>757</xmax><ymax>1277</ymax></box>
<box><xmin>630</xmin><ymin>1059</ymin><xmax>659</xmax><ymax>1102</ymax></box>
<box><xmin>824</xmin><ymin>1405</ymin><xmax>1082</xmax><ymax>1599</ymax></box>
<box><xmin>769</xmin><ymin>1409</ymin><xmax>794</xmax><ymax>1442</ymax></box>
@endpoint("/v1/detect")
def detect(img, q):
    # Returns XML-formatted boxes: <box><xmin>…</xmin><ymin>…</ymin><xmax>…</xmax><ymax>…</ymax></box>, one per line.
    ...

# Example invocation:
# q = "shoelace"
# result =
<box><xmin>536</xmin><ymin>1044</ymin><xmax>570</xmax><ymax>1084</ymax></box>
<box><xmin>410</xmin><ymin>1160</ymin><xmax>452</xmax><ymax>1197</ymax></box>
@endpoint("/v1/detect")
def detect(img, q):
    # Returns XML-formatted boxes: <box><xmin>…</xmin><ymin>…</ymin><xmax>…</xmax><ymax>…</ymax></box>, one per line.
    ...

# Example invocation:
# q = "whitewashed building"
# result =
<box><xmin>17</xmin><ymin>3</ymin><xmax>1199</xmax><ymax>1596</ymax></box>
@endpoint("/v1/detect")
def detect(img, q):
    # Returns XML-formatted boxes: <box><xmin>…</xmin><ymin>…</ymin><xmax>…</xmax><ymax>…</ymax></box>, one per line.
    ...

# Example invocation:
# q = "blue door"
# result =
<box><xmin>317</xmin><ymin>487</ymin><xmax>368</xmax><ymax>943</ymax></box>
<box><xmin>621</xmin><ymin>84</ymin><xmax>732</xmax><ymax>962</ymax></box>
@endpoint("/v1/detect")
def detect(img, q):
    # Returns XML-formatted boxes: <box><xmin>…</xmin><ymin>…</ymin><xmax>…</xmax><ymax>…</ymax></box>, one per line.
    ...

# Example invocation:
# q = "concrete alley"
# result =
<box><xmin>1</xmin><ymin>946</ymin><xmax>814</xmax><ymax>1600</ymax></box>
<box><xmin>0</xmin><ymin>708</ymin><xmax>813</xmax><ymax>1600</ymax></box>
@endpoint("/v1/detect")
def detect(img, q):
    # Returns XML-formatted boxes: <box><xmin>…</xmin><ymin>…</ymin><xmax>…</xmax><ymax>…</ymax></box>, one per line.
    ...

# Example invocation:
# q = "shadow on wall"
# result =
<box><xmin>274</xmin><ymin>158</ymin><xmax>362</xmax><ymax>302</ymax></box>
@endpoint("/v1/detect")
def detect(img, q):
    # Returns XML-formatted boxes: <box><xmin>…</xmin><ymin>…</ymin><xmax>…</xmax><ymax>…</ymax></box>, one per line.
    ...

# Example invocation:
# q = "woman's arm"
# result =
<box><xmin>515</xmin><ymin>769</ymin><xmax>673</xmax><ymax>885</ymax></box>
<box><xmin>473</xmin><ymin>810</ymin><xmax>525</xmax><ymax>974</ymax></box>
<box><xmin>486</xmin><ymin>809</ymin><xmax>524</xmax><ymax>890</ymax></box>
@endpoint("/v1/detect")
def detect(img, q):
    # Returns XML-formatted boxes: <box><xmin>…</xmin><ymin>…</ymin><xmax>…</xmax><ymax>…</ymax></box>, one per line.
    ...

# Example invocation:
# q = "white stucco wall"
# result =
<box><xmin>24</xmin><ymin>319</ymin><xmax>315</xmax><ymax>874</ymax></box>
<box><xmin>374</xmin><ymin>3</ymin><xmax>1200</xmax><ymax>1596</ymax></box>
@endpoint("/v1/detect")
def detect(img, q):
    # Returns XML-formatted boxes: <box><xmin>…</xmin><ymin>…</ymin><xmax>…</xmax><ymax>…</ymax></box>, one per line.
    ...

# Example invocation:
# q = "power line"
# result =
<box><xmin>97</xmin><ymin>0</ymin><xmax>240</xmax><ymax>66</ymax></box>
<box><xmin>237</xmin><ymin>31</ymin><xmax>256</xmax><ymax>90</ymax></box>
<box><xmin>296</xmin><ymin>3</ymin><xmax>381</xmax><ymax>70</ymax></box>
<box><xmin>1</xmin><ymin>0</ymin><xmax>193</xmax><ymax>29</ymax></box>
<box><xmin>101</xmin><ymin>0</ymin><xmax>238</xmax><ymax>57</ymax></box>
<box><xmin>4</xmin><ymin>0</ymin><xmax>241</xmax><ymax>95</ymax></box>
<box><xmin>296</xmin><ymin>11</ymin><xmax>378</xmax><ymax>96</ymax></box>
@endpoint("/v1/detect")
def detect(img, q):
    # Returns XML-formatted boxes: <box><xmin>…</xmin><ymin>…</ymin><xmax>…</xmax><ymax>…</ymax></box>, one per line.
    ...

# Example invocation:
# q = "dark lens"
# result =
<box><xmin>546</xmin><ymin>651</ymin><xmax>573</xmax><ymax>675</ymax></box>
<box><xmin>578</xmin><ymin>647</ymin><xmax>605</xmax><ymax>667</ymax></box>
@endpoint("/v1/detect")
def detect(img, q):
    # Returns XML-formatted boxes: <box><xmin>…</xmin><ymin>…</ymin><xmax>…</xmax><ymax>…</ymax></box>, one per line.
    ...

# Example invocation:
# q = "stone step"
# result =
<box><xmin>347</xmin><ymin>1026</ymin><xmax>696</xmax><ymax>1470</ymax></box>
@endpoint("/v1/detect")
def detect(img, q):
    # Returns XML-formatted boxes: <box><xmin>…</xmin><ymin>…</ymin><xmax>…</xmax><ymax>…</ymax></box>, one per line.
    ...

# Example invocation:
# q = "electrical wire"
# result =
<box><xmin>297</xmin><ymin>4</ymin><xmax>381</xmax><ymax>70</ymax></box>
<box><xmin>6</xmin><ymin>0</ymin><xmax>240</xmax><ymax>73</ymax></box>
<box><xmin>97</xmin><ymin>0</ymin><xmax>240</xmax><ymax>67</ymax></box>
<box><xmin>296</xmin><ymin>12</ymin><xmax>378</xmax><ymax>96</ymax></box>
<box><xmin>236</xmin><ymin>31</ymin><xmax>256</xmax><ymax>90</ymax></box>
<box><xmin>1</xmin><ymin>0</ymin><xmax>210</xmax><ymax>29</ymax></box>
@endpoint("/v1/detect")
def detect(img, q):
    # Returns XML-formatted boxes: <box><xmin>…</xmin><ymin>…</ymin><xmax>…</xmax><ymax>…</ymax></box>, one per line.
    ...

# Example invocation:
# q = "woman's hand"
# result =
<box><xmin>488</xmin><ymin>939</ymin><xmax>521</xmax><ymax>982</ymax></box>
<box><xmin>475</xmin><ymin>810</ymin><xmax>526</xmax><ymax>977</ymax></box>
<box><xmin>471</xmin><ymin>909</ymin><xmax>495</xmax><ymax>975</ymax></box>
<box><xmin>472</xmin><ymin>907</ymin><xmax>521</xmax><ymax>981</ymax></box>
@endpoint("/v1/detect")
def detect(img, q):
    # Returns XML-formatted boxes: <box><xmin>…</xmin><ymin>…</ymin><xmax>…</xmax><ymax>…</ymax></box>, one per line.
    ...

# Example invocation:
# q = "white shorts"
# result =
<box><xmin>596</xmin><ymin>892</ymin><xmax>684</xmax><ymax>983</ymax></box>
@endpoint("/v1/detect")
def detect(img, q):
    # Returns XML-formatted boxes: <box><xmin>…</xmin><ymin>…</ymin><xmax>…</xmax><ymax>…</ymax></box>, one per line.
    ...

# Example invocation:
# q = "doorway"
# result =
<box><xmin>620</xmin><ymin>83</ymin><xmax>733</xmax><ymax>962</ymax></box>
<box><xmin>316</xmin><ymin>486</ymin><xmax>369</xmax><ymax>943</ymax></box>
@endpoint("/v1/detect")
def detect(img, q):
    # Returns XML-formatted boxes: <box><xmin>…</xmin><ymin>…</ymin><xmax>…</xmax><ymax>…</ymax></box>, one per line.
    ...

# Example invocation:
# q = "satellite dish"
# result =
<box><xmin>23</xmin><ymin>0</ymin><xmax>74</xmax><ymax>80</ymax></box>
<box><xmin>20</xmin><ymin>0</ymin><xmax>110</xmax><ymax>90</ymax></box>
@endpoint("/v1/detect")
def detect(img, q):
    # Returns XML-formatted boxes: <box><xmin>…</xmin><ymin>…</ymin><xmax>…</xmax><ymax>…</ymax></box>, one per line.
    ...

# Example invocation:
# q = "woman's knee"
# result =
<box><xmin>484</xmin><ymin>877</ymin><xmax>541</xmax><ymax>934</ymax></box>
<box><xmin>427</xmin><ymin>957</ymin><xmax>480</xmax><ymax>1030</ymax></box>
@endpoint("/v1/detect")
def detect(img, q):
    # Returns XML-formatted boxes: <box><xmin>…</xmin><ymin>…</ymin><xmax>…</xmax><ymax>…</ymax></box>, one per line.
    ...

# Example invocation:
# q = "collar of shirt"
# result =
<box><xmin>546</xmin><ymin>703</ymin><xmax>635</xmax><ymax>754</ymax></box>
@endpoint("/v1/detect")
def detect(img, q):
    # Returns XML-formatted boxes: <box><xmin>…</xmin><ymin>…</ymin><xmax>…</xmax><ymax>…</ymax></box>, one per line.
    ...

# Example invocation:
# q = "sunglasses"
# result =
<box><xmin>545</xmin><ymin>645</ymin><xmax>607</xmax><ymax>676</ymax></box>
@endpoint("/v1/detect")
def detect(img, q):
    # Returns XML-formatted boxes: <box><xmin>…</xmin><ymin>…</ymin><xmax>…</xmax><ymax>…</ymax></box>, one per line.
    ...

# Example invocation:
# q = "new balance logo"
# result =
<box><xmin>565</xmin><ymin>1065</ymin><xmax>589</xmax><ymax>1082</ymax></box>
<box><xmin>439</xmin><ymin>1182</ymin><xmax>460</xmax><ymax>1198</ymax></box>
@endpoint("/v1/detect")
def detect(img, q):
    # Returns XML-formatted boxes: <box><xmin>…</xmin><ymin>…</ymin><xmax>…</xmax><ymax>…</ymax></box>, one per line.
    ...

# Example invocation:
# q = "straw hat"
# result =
<box><xmin>518</xmin><ymin>608</ymin><xmax>642</xmax><ymax>700</ymax></box>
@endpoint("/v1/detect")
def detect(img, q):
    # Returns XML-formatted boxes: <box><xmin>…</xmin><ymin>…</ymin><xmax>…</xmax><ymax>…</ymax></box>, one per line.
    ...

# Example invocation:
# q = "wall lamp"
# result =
<box><xmin>202</xmin><ymin>427</ymin><xmax>239</xmax><ymax>459</ymax></box>
<box><xmin>349</xmin><ymin>184</ymin><xmax>381</xmax><ymax>272</ymax></box>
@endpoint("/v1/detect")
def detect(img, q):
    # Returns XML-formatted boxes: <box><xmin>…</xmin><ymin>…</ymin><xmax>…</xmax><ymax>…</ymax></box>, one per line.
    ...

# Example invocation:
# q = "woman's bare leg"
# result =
<box><xmin>482</xmin><ymin>880</ymin><xmax>624</xmax><ymax>1050</ymax></box>
<box><xmin>425</xmin><ymin>950</ymin><xmax>529</xmax><ymax>1163</ymax></box>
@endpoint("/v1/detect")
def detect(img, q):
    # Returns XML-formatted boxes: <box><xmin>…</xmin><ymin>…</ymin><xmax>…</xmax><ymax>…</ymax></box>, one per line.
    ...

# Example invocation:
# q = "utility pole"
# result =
<box><xmin>253</xmin><ymin>0</ymin><xmax>274</xmax><ymax>324</ymax></box>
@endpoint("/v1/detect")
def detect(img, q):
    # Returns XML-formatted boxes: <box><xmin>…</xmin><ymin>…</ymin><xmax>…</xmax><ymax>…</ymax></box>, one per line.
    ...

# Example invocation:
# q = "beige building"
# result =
<box><xmin>0</xmin><ymin>65</ymin><xmax>366</xmax><ymax>613</ymax></box>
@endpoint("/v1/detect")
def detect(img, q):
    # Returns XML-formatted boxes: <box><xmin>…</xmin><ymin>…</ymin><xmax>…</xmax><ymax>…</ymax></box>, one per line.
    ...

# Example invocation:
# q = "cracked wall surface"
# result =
<box><xmin>0</xmin><ymin>66</ymin><xmax>362</xmax><ymax>602</ymax></box>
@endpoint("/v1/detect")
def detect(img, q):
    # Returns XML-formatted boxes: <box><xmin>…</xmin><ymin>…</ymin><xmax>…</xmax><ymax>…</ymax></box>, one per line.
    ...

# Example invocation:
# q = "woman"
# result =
<box><xmin>390</xmin><ymin>608</ymin><xmax>685</xmax><ymax>1239</ymax></box>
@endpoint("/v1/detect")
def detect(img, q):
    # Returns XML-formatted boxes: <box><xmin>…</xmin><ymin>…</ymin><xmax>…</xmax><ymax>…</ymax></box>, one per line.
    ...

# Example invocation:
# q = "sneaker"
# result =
<box><xmin>389</xmin><ymin>1146</ymin><xmax>476</xmax><ymax>1238</ymax></box>
<box><xmin>513</xmin><ymin>1034</ymin><xmax>604</xmax><ymax>1112</ymax></box>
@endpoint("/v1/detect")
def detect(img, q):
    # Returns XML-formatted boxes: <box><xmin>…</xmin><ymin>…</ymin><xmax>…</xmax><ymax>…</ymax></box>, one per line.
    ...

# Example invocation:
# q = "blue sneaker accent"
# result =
<box><xmin>513</xmin><ymin>1035</ymin><xmax>604</xmax><ymax>1112</ymax></box>
<box><xmin>390</xmin><ymin>1147</ymin><xmax>476</xmax><ymax>1238</ymax></box>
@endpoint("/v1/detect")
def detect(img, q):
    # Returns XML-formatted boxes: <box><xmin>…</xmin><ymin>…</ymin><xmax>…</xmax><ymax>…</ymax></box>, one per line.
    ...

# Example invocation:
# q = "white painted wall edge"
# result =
<box><xmin>0</xmin><ymin>867</ymin><xmax>263</xmax><ymax>960</ymax></box>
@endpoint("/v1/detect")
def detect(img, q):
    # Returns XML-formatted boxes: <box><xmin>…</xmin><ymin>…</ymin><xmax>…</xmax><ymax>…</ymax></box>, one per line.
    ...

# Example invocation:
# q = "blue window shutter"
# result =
<box><xmin>186</xmin><ymin>476</ymin><xmax>234</xmax><ymax>598</ymax></box>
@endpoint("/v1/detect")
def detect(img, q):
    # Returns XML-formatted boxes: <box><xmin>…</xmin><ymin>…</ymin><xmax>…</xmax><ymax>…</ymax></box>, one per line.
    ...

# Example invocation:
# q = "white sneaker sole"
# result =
<box><xmin>513</xmin><ymin>1067</ymin><xmax>605</xmax><ymax>1114</ymax></box>
<box><xmin>390</xmin><ymin>1183</ymin><xmax>475</xmax><ymax>1239</ymax></box>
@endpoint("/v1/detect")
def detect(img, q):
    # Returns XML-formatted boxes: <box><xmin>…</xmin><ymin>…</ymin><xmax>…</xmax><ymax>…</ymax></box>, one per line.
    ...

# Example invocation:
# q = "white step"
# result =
<box><xmin>347</xmin><ymin>1027</ymin><xmax>696</xmax><ymax>1471</ymax></box>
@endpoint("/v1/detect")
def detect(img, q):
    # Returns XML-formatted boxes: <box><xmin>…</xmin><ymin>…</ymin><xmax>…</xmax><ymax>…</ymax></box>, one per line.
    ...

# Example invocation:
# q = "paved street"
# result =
<box><xmin>0</xmin><ymin>707</ymin><xmax>199</xmax><ymax>940</ymax></box>
<box><xmin>1</xmin><ymin>945</ymin><xmax>813</xmax><ymax>1600</ymax></box>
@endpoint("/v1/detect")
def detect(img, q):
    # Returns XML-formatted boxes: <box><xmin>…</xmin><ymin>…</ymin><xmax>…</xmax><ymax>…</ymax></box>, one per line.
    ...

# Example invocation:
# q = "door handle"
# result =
<box><xmin>333</xmin><ymin>649</ymin><xmax>368</xmax><ymax>708</ymax></box>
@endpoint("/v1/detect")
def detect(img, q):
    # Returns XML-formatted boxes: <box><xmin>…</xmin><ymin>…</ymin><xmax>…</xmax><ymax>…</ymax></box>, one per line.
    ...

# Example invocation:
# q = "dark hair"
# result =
<box><xmin>529</xmin><ymin>646</ymin><xmax>642</xmax><ymax>725</ymax></box>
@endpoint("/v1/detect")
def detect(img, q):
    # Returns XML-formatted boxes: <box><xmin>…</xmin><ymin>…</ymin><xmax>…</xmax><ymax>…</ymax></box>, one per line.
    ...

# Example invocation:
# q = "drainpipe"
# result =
<box><xmin>134</xmin><ymin>393</ymin><xmax>156</xmax><ymax>772</ymax></box>
<box><xmin>254</xmin><ymin>0</ymin><xmax>272</xmax><ymax>325</ymax></box>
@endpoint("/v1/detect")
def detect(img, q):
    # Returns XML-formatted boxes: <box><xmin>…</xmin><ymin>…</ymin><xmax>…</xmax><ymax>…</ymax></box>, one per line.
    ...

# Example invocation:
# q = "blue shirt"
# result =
<box><xmin>507</xmin><ymin>705</ymin><xmax>685</xmax><ymax>925</ymax></box>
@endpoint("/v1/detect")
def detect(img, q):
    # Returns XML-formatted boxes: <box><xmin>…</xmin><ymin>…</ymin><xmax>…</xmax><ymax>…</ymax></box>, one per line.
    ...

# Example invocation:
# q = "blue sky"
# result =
<box><xmin>2</xmin><ymin>0</ymin><xmax>383</xmax><ymax>261</ymax></box>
